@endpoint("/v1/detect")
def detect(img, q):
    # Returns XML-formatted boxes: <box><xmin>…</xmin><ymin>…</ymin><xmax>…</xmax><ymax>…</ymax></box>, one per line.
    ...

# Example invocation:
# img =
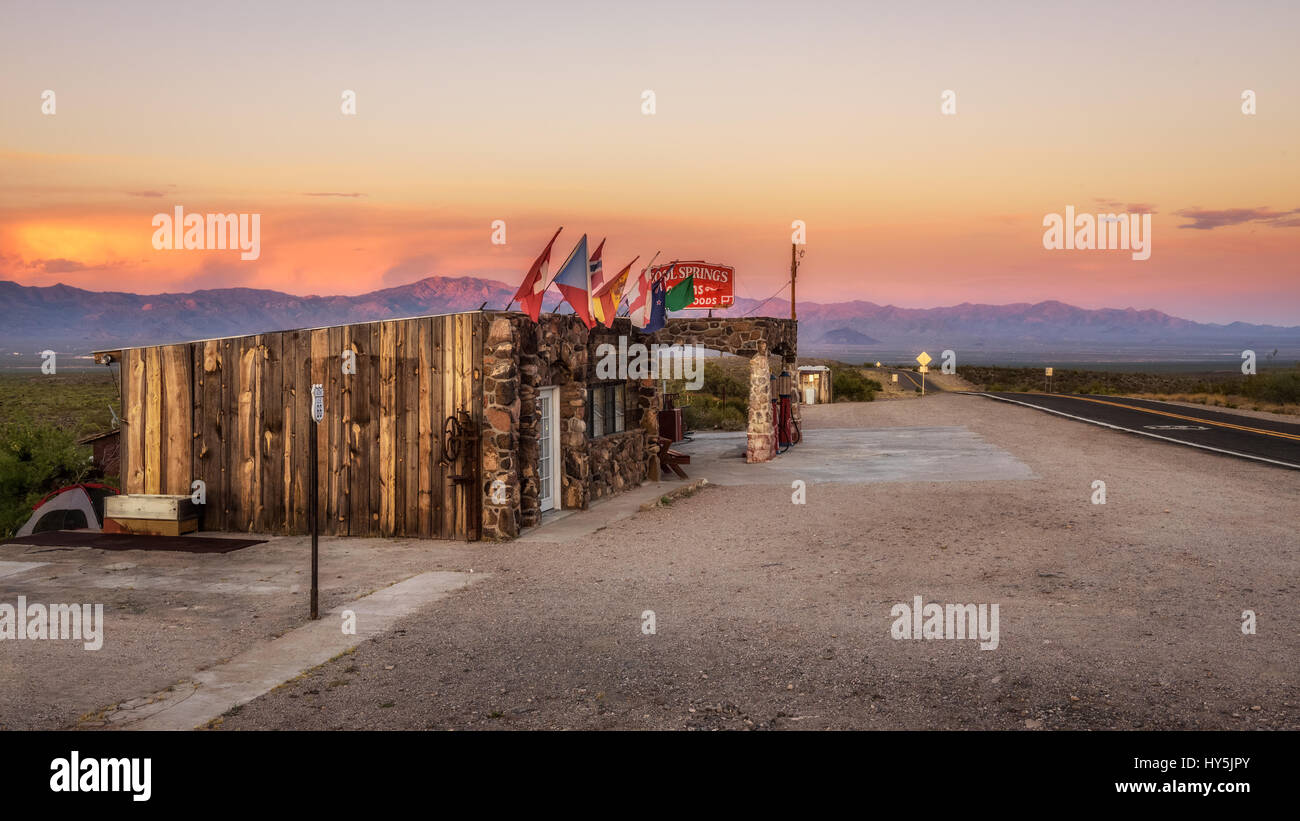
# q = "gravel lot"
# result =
<box><xmin>217</xmin><ymin>394</ymin><xmax>1299</xmax><ymax>730</ymax></box>
<box><xmin>0</xmin><ymin>534</ymin><xmax>477</xmax><ymax>730</ymax></box>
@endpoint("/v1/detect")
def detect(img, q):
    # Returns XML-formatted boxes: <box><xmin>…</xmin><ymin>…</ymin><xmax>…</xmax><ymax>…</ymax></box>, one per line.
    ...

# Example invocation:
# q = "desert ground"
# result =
<box><xmin>201</xmin><ymin>393</ymin><xmax>1297</xmax><ymax>730</ymax></box>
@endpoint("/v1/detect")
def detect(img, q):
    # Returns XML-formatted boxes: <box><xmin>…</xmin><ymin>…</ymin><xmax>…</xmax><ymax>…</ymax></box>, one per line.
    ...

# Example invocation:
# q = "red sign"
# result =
<box><xmin>648</xmin><ymin>260</ymin><xmax>736</xmax><ymax>309</ymax></box>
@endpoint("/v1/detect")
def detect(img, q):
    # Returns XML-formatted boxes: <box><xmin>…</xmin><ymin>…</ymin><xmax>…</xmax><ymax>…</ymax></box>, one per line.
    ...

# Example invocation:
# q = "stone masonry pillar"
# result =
<box><xmin>746</xmin><ymin>342</ymin><xmax>774</xmax><ymax>462</ymax></box>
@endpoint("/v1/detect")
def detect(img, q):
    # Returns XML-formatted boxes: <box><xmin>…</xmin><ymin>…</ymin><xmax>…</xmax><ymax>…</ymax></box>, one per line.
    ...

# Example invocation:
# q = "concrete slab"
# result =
<box><xmin>680</xmin><ymin>426</ymin><xmax>1036</xmax><ymax>484</ymax></box>
<box><xmin>100</xmin><ymin>571</ymin><xmax>483</xmax><ymax>730</ymax></box>
<box><xmin>518</xmin><ymin>422</ymin><xmax>1032</xmax><ymax>541</ymax></box>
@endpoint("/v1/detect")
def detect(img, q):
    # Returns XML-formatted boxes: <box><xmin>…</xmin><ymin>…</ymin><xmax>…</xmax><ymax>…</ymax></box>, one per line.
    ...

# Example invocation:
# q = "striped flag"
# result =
<box><xmin>552</xmin><ymin>234</ymin><xmax>594</xmax><ymax>328</ymax></box>
<box><xmin>593</xmin><ymin>255</ymin><xmax>638</xmax><ymax>326</ymax></box>
<box><xmin>587</xmin><ymin>238</ymin><xmax>607</xmax><ymax>296</ymax></box>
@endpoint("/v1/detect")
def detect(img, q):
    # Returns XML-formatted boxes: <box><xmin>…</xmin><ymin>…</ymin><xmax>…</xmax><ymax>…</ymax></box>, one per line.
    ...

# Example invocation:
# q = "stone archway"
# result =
<box><xmin>645</xmin><ymin>317</ymin><xmax>798</xmax><ymax>464</ymax></box>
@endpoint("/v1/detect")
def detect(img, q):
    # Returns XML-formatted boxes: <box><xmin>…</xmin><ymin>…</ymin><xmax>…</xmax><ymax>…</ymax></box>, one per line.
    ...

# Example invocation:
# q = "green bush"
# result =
<box><xmin>700</xmin><ymin>361</ymin><xmax>747</xmax><ymax>400</ymax></box>
<box><xmin>1236</xmin><ymin>370</ymin><xmax>1300</xmax><ymax>404</ymax></box>
<box><xmin>0</xmin><ymin>420</ymin><xmax>92</xmax><ymax>538</ymax></box>
<box><xmin>682</xmin><ymin>395</ymin><xmax>748</xmax><ymax>430</ymax></box>
<box><xmin>957</xmin><ymin>364</ymin><xmax>1300</xmax><ymax>403</ymax></box>
<box><xmin>831</xmin><ymin>368</ymin><xmax>879</xmax><ymax>402</ymax></box>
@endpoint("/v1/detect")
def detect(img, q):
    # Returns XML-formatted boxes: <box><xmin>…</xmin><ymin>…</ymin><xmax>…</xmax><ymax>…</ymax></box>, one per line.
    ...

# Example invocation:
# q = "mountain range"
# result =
<box><xmin>3</xmin><ymin>276</ymin><xmax>1297</xmax><ymax>356</ymax></box>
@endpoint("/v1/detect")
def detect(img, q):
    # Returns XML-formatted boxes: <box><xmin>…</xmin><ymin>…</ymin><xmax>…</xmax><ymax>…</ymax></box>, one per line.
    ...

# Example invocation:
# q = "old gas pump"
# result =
<box><xmin>776</xmin><ymin>368</ymin><xmax>795</xmax><ymax>451</ymax></box>
<box><xmin>769</xmin><ymin>374</ymin><xmax>780</xmax><ymax>457</ymax></box>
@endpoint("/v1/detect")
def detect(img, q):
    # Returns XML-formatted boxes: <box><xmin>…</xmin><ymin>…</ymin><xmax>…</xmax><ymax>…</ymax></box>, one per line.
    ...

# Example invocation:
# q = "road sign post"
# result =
<box><xmin>310</xmin><ymin>384</ymin><xmax>324</xmax><ymax>620</ymax></box>
<box><xmin>1045</xmin><ymin>366</ymin><xmax>1054</xmax><ymax>394</ymax></box>
<box><xmin>916</xmin><ymin>352</ymin><xmax>932</xmax><ymax>396</ymax></box>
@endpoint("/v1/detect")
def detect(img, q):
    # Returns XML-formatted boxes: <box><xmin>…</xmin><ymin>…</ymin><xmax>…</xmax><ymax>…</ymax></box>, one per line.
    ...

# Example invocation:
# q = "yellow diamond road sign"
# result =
<box><xmin>916</xmin><ymin>351</ymin><xmax>932</xmax><ymax>367</ymax></box>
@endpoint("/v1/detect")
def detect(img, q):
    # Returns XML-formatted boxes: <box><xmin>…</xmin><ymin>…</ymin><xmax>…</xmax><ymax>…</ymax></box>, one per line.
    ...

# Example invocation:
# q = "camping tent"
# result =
<box><xmin>15</xmin><ymin>483</ymin><xmax>118</xmax><ymax>537</ymax></box>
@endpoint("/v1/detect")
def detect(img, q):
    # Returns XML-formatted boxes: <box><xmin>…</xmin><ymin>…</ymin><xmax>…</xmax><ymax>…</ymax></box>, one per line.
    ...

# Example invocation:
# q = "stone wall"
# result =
<box><xmin>652</xmin><ymin>316</ymin><xmax>797</xmax><ymax>359</ymax></box>
<box><xmin>481</xmin><ymin>316</ymin><xmax>521</xmax><ymax>540</ymax></box>
<box><xmin>478</xmin><ymin>311</ymin><xmax>797</xmax><ymax>539</ymax></box>
<box><xmin>482</xmin><ymin>312</ymin><xmax>596</xmax><ymax>538</ymax></box>
<box><xmin>587</xmin><ymin>429</ymin><xmax>646</xmax><ymax>503</ymax></box>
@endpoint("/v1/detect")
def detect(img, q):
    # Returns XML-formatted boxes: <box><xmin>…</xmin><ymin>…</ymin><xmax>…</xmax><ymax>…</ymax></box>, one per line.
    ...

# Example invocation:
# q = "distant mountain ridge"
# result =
<box><xmin>819</xmin><ymin>328</ymin><xmax>882</xmax><ymax>345</ymax></box>
<box><xmin>2</xmin><ymin>276</ymin><xmax>1296</xmax><ymax>354</ymax></box>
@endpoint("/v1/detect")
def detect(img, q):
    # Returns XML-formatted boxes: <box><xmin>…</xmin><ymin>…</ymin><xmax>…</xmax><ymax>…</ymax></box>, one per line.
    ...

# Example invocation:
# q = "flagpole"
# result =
<box><xmin>625</xmin><ymin>250</ymin><xmax>661</xmax><ymax>317</ymax></box>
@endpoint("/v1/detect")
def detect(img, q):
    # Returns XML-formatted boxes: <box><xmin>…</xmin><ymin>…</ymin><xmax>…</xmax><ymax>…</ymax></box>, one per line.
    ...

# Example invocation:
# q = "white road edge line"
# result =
<box><xmin>973</xmin><ymin>392</ymin><xmax>1300</xmax><ymax>471</ymax></box>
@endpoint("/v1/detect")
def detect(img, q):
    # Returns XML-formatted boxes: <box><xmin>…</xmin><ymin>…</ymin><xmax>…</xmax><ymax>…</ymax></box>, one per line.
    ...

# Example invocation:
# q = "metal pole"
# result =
<box><xmin>790</xmin><ymin>244</ymin><xmax>797</xmax><ymax>321</ymax></box>
<box><xmin>309</xmin><ymin>418</ymin><xmax>319</xmax><ymax>620</ymax></box>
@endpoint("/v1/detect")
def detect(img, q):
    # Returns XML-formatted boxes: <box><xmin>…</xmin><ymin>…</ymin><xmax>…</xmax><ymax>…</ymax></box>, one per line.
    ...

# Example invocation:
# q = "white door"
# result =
<box><xmin>804</xmin><ymin>386</ymin><xmax>815</xmax><ymax>404</ymax></box>
<box><xmin>537</xmin><ymin>387</ymin><xmax>559</xmax><ymax>512</ymax></box>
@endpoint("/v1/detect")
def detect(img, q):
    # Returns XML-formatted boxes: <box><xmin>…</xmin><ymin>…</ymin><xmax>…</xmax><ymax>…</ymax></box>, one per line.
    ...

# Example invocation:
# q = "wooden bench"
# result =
<box><xmin>656</xmin><ymin>436</ymin><xmax>691</xmax><ymax>480</ymax></box>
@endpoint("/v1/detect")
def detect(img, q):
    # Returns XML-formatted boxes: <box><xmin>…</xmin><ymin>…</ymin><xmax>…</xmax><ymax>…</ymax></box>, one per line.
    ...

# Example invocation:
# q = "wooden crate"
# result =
<box><xmin>104</xmin><ymin>494</ymin><xmax>199</xmax><ymax>536</ymax></box>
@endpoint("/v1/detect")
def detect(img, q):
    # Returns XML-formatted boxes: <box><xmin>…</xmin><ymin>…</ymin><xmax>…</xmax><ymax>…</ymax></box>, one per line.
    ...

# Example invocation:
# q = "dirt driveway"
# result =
<box><xmin>215</xmin><ymin>394</ymin><xmax>1299</xmax><ymax>730</ymax></box>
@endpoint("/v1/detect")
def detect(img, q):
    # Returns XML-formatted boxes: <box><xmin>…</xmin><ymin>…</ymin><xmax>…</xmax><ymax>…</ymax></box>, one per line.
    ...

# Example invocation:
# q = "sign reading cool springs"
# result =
<box><xmin>651</xmin><ymin>261</ymin><xmax>736</xmax><ymax>309</ymax></box>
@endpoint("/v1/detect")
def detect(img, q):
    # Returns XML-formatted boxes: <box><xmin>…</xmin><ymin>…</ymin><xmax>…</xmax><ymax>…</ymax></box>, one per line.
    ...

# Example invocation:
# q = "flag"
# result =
<box><xmin>665</xmin><ymin>270</ymin><xmax>695</xmax><ymax>311</ymax></box>
<box><xmin>624</xmin><ymin>267</ymin><xmax>650</xmax><ymax>328</ymax></box>
<box><xmin>552</xmin><ymin>234</ymin><xmax>594</xmax><ymax>328</ymax></box>
<box><xmin>587</xmin><ymin>238</ymin><xmax>607</xmax><ymax>295</ymax></box>
<box><xmin>624</xmin><ymin>251</ymin><xmax>661</xmax><ymax>328</ymax></box>
<box><xmin>593</xmin><ymin>256</ymin><xmax>637</xmax><ymax>326</ymax></box>
<box><xmin>644</xmin><ymin>276</ymin><xmax>667</xmax><ymax>333</ymax></box>
<box><xmin>511</xmin><ymin>227</ymin><xmax>562</xmax><ymax>321</ymax></box>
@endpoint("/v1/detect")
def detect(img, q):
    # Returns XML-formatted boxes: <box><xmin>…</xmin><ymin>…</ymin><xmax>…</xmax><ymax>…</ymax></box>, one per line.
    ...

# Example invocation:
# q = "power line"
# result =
<box><xmin>742</xmin><ymin>282</ymin><xmax>790</xmax><ymax>317</ymax></box>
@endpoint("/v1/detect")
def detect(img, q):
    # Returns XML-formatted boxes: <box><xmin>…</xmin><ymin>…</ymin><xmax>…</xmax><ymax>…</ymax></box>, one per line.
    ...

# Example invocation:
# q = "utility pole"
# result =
<box><xmin>789</xmin><ymin>243</ymin><xmax>797</xmax><ymax>321</ymax></box>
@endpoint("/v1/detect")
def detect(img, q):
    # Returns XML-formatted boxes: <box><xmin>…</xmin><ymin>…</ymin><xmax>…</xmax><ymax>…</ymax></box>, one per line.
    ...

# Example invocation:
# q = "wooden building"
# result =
<box><xmin>94</xmin><ymin>311</ymin><xmax>797</xmax><ymax>542</ymax></box>
<box><xmin>77</xmin><ymin>429</ymin><xmax>122</xmax><ymax>478</ymax></box>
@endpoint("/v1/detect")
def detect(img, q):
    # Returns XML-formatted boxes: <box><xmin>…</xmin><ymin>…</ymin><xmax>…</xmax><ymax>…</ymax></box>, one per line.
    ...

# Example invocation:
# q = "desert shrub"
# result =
<box><xmin>0</xmin><ymin>420</ymin><xmax>92</xmax><ymax>538</ymax></box>
<box><xmin>700</xmin><ymin>361</ymin><xmax>747</xmax><ymax>400</ymax></box>
<box><xmin>831</xmin><ymin>368</ymin><xmax>878</xmax><ymax>402</ymax></box>
<box><xmin>1237</xmin><ymin>369</ymin><xmax>1300</xmax><ymax>404</ymax></box>
<box><xmin>682</xmin><ymin>396</ymin><xmax>747</xmax><ymax>430</ymax></box>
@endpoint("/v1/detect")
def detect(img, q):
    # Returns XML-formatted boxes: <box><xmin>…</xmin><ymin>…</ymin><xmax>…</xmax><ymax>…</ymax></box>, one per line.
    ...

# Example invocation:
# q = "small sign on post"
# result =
<box><xmin>309</xmin><ymin>384</ymin><xmax>323</xmax><ymax>620</ymax></box>
<box><xmin>916</xmin><ymin>352</ymin><xmax>932</xmax><ymax>395</ymax></box>
<box><xmin>1044</xmin><ymin>367</ymin><xmax>1054</xmax><ymax>394</ymax></box>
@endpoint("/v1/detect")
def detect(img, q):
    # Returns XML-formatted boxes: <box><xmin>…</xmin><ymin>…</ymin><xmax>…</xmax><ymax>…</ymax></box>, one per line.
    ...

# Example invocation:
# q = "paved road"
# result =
<box><xmin>976</xmin><ymin>392</ymin><xmax>1300</xmax><ymax>470</ymax></box>
<box><xmin>883</xmin><ymin>367</ymin><xmax>943</xmax><ymax>393</ymax></box>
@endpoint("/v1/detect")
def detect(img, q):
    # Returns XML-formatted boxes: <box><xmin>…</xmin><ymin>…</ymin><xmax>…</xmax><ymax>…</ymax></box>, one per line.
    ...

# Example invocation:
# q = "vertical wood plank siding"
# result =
<box><xmin>117</xmin><ymin>313</ymin><xmax>484</xmax><ymax>539</ymax></box>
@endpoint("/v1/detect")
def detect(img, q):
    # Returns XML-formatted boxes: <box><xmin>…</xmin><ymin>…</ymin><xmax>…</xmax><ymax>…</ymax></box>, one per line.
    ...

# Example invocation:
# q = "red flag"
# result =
<box><xmin>512</xmin><ymin>227</ymin><xmax>563</xmax><ymax>321</ymax></box>
<box><xmin>625</xmin><ymin>267</ymin><xmax>651</xmax><ymax>328</ymax></box>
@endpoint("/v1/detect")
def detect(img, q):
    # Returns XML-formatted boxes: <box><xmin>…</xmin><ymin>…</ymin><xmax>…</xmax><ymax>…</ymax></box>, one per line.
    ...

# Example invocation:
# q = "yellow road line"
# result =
<box><xmin>895</xmin><ymin>370</ymin><xmax>922</xmax><ymax>390</ymax></box>
<box><xmin>1020</xmin><ymin>393</ymin><xmax>1300</xmax><ymax>442</ymax></box>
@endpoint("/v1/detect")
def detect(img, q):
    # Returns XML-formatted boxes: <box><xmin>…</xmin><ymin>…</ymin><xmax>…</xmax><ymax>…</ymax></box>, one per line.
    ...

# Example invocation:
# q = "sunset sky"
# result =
<box><xmin>2</xmin><ymin>0</ymin><xmax>1297</xmax><ymax>324</ymax></box>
